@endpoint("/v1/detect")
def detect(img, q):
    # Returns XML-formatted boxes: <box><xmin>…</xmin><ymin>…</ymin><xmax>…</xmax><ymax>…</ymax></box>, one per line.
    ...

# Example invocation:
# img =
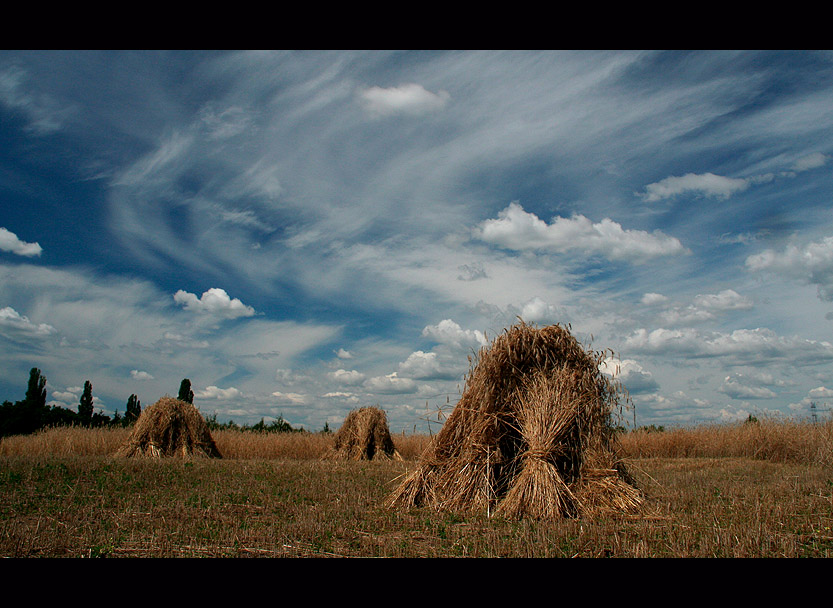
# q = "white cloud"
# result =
<box><xmin>519</xmin><ymin>296</ymin><xmax>560</xmax><ymax>324</ymax></box>
<box><xmin>329</xmin><ymin>368</ymin><xmax>366</xmax><ymax>386</ymax></box>
<box><xmin>130</xmin><ymin>369</ymin><xmax>154</xmax><ymax>380</ymax></box>
<box><xmin>477</xmin><ymin>202</ymin><xmax>687</xmax><ymax>262</ymax></box>
<box><xmin>422</xmin><ymin>319</ymin><xmax>487</xmax><ymax>351</ymax></box>
<box><xmin>640</xmin><ymin>172</ymin><xmax>750</xmax><ymax>202</ymax></box>
<box><xmin>693</xmin><ymin>289</ymin><xmax>753</xmax><ymax>311</ymax></box>
<box><xmin>624</xmin><ymin>327</ymin><xmax>833</xmax><ymax>365</ymax></box>
<box><xmin>51</xmin><ymin>390</ymin><xmax>79</xmax><ymax>403</ymax></box>
<box><xmin>0</xmin><ymin>65</ymin><xmax>73</xmax><ymax>134</ymax></box>
<box><xmin>397</xmin><ymin>350</ymin><xmax>457</xmax><ymax>381</ymax></box>
<box><xmin>271</xmin><ymin>391</ymin><xmax>307</xmax><ymax>405</ymax></box>
<box><xmin>641</xmin><ymin>293</ymin><xmax>669</xmax><ymax>306</ymax></box>
<box><xmin>195</xmin><ymin>385</ymin><xmax>242</xmax><ymax>400</ymax></box>
<box><xmin>0</xmin><ymin>306</ymin><xmax>56</xmax><ymax>337</ymax></box>
<box><xmin>364</xmin><ymin>372</ymin><xmax>418</xmax><ymax>394</ymax></box>
<box><xmin>718</xmin><ymin>375</ymin><xmax>777</xmax><ymax>400</ymax></box>
<box><xmin>336</xmin><ymin>348</ymin><xmax>353</xmax><ymax>359</ymax></box>
<box><xmin>791</xmin><ymin>152</ymin><xmax>828</xmax><ymax>172</ymax></box>
<box><xmin>600</xmin><ymin>357</ymin><xmax>659</xmax><ymax>394</ymax></box>
<box><xmin>359</xmin><ymin>83</ymin><xmax>450</xmax><ymax>117</ymax></box>
<box><xmin>173</xmin><ymin>287</ymin><xmax>256</xmax><ymax>319</ymax></box>
<box><xmin>746</xmin><ymin>236</ymin><xmax>833</xmax><ymax>301</ymax></box>
<box><xmin>0</xmin><ymin>227</ymin><xmax>42</xmax><ymax>257</ymax></box>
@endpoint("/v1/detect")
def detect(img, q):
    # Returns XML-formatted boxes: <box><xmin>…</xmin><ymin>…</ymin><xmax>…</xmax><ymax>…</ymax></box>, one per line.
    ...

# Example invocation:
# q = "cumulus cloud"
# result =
<box><xmin>718</xmin><ymin>375</ymin><xmax>777</xmax><ymax>400</ymax></box>
<box><xmin>746</xmin><ymin>236</ymin><xmax>833</xmax><ymax>301</ymax></box>
<box><xmin>422</xmin><ymin>319</ymin><xmax>487</xmax><ymax>351</ymax></box>
<box><xmin>335</xmin><ymin>348</ymin><xmax>353</xmax><ymax>359</ymax></box>
<box><xmin>0</xmin><ymin>227</ymin><xmax>42</xmax><ymax>257</ymax></box>
<box><xmin>173</xmin><ymin>287</ymin><xmax>256</xmax><ymax>319</ymax></box>
<box><xmin>657</xmin><ymin>290</ymin><xmax>753</xmax><ymax>325</ymax></box>
<box><xmin>600</xmin><ymin>358</ymin><xmax>659</xmax><ymax>394</ymax></box>
<box><xmin>477</xmin><ymin>202</ymin><xmax>687</xmax><ymax>262</ymax></box>
<box><xmin>0</xmin><ymin>306</ymin><xmax>56</xmax><ymax>338</ymax></box>
<box><xmin>51</xmin><ymin>390</ymin><xmax>79</xmax><ymax>403</ymax></box>
<box><xmin>271</xmin><ymin>391</ymin><xmax>307</xmax><ymax>405</ymax></box>
<box><xmin>519</xmin><ymin>296</ymin><xmax>560</xmax><ymax>324</ymax></box>
<box><xmin>639</xmin><ymin>172</ymin><xmax>751</xmax><ymax>202</ymax></box>
<box><xmin>693</xmin><ymin>289</ymin><xmax>753</xmax><ymax>311</ymax></box>
<box><xmin>328</xmin><ymin>368</ymin><xmax>366</xmax><ymax>386</ymax></box>
<box><xmin>363</xmin><ymin>372</ymin><xmax>418</xmax><ymax>394</ymax></box>
<box><xmin>359</xmin><ymin>83</ymin><xmax>450</xmax><ymax>116</ymax></box>
<box><xmin>641</xmin><ymin>293</ymin><xmax>669</xmax><ymax>306</ymax></box>
<box><xmin>457</xmin><ymin>262</ymin><xmax>488</xmax><ymax>281</ymax></box>
<box><xmin>322</xmin><ymin>391</ymin><xmax>359</xmax><ymax>403</ymax></box>
<box><xmin>130</xmin><ymin>369</ymin><xmax>153</xmax><ymax>380</ymax></box>
<box><xmin>195</xmin><ymin>386</ymin><xmax>242</xmax><ymax>400</ymax></box>
<box><xmin>624</xmin><ymin>327</ymin><xmax>833</xmax><ymax>365</ymax></box>
<box><xmin>397</xmin><ymin>350</ymin><xmax>460</xmax><ymax>380</ymax></box>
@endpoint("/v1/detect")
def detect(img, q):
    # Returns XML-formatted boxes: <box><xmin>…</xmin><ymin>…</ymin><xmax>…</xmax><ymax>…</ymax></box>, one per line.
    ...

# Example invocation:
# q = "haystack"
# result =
<box><xmin>385</xmin><ymin>321</ymin><xmax>642</xmax><ymax>519</ymax></box>
<box><xmin>115</xmin><ymin>397</ymin><xmax>222</xmax><ymax>459</ymax></box>
<box><xmin>330</xmin><ymin>406</ymin><xmax>402</xmax><ymax>461</ymax></box>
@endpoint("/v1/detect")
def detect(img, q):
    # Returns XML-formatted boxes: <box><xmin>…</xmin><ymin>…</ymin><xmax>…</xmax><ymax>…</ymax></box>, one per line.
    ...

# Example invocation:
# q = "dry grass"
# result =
<box><xmin>328</xmin><ymin>406</ymin><xmax>402</xmax><ymax>461</ymax></box>
<box><xmin>385</xmin><ymin>321</ymin><xmax>640</xmax><ymax>519</ymax></box>
<box><xmin>115</xmin><ymin>397</ymin><xmax>221</xmax><ymax>459</ymax></box>
<box><xmin>619</xmin><ymin>418</ymin><xmax>833</xmax><ymax>466</ymax></box>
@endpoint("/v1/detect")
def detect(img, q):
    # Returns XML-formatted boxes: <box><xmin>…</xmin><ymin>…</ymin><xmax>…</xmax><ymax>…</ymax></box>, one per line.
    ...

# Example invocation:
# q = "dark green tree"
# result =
<box><xmin>78</xmin><ymin>380</ymin><xmax>94</xmax><ymax>426</ymax></box>
<box><xmin>125</xmin><ymin>394</ymin><xmax>141</xmax><ymax>424</ymax></box>
<box><xmin>178</xmin><ymin>378</ymin><xmax>194</xmax><ymax>404</ymax></box>
<box><xmin>24</xmin><ymin>367</ymin><xmax>47</xmax><ymax>411</ymax></box>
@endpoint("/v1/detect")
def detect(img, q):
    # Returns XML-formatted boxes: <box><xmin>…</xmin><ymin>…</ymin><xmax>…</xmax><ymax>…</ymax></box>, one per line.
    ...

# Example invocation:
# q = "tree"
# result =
<box><xmin>78</xmin><ymin>380</ymin><xmax>94</xmax><ymax>426</ymax></box>
<box><xmin>20</xmin><ymin>367</ymin><xmax>48</xmax><ymax>432</ymax></box>
<box><xmin>125</xmin><ymin>394</ymin><xmax>141</xmax><ymax>424</ymax></box>
<box><xmin>24</xmin><ymin>367</ymin><xmax>47</xmax><ymax>411</ymax></box>
<box><xmin>178</xmin><ymin>378</ymin><xmax>194</xmax><ymax>404</ymax></box>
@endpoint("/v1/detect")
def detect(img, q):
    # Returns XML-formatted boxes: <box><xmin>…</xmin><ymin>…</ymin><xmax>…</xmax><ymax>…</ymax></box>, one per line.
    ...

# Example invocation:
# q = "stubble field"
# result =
<box><xmin>1</xmin><ymin>420</ymin><xmax>832</xmax><ymax>558</ymax></box>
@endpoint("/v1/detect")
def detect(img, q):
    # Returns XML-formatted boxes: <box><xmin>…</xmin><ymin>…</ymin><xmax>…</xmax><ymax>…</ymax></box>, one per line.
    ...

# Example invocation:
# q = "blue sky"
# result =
<box><xmin>2</xmin><ymin>50</ymin><xmax>833</xmax><ymax>431</ymax></box>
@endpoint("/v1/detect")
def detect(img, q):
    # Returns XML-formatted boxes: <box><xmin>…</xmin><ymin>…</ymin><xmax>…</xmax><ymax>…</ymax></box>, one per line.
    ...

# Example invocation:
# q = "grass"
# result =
<box><xmin>0</xmin><ymin>419</ymin><xmax>831</xmax><ymax>557</ymax></box>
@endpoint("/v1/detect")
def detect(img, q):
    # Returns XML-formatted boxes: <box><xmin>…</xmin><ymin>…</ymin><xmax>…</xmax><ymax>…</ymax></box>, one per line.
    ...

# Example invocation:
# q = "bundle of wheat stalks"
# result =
<box><xmin>385</xmin><ymin>321</ymin><xmax>642</xmax><ymax>519</ymax></box>
<box><xmin>329</xmin><ymin>406</ymin><xmax>402</xmax><ymax>461</ymax></box>
<box><xmin>115</xmin><ymin>397</ymin><xmax>222</xmax><ymax>459</ymax></box>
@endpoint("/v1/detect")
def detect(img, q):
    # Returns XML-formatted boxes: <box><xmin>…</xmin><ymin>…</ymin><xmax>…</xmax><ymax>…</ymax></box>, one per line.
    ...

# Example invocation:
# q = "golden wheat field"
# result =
<box><xmin>1</xmin><ymin>419</ymin><xmax>831</xmax><ymax>557</ymax></box>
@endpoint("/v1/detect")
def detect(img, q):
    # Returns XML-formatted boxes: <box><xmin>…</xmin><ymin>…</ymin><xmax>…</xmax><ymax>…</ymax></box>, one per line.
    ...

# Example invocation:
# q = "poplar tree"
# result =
<box><xmin>178</xmin><ymin>378</ymin><xmax>194</xmax><ymax>404</ymax></box>
<box><xmin>125</xmin><ymin>394</ymin><xmax>141</xmax><ymax>424</ymax></box>
<box><xmin>78</xmin><ymin>381</ymin><xmax>94</xmax><ymax>426</ymax></box>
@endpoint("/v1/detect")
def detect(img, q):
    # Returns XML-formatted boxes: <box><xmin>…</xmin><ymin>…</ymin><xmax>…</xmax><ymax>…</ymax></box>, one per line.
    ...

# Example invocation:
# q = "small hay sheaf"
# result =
<box><xmin>115</xmin><ymin>396</ymin><xmax>222</xmax><ymax>459</ymax></box>
<box><xmin>385</xmin><ymin>320</ymin><xmax>642</xmax><ymax>519</ymax></box>
<box><xmin>329</xmin><ymin>406</ymin><xmax>402</xmax><ymax>461</ymax></box>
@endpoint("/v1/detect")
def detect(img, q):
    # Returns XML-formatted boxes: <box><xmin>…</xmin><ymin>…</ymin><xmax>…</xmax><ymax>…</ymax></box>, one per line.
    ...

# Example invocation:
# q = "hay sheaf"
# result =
<box><xmin>385</xmin><ymin>320</ymin><xmax>642</xmax><ymax>519</ymax></box>
<box><xmin>115</xmin><ymin>397</ymin><xmax>222</xmax><ymax>459</ymax></box>
<box><xmin>329</xmin><ymin>406</ymin><xmax>402</xmax><ymax>461</ymax></box>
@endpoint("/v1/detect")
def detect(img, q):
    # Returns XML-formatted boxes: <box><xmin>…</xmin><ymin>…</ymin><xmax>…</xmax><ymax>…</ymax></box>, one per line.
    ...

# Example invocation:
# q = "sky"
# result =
<box><xmin>2</xmin><ymin>49</ymin><xmax>833</xmax><ymax>432</ymax></box>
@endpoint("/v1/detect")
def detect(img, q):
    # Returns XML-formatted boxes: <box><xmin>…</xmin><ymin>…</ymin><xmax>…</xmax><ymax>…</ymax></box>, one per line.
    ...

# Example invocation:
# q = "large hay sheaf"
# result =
<box><xmin>385</xmin><ymin>321</ymin><xmax>642</xmax><ymax>519</ymax></box>
<box><xmin>330</xmin><ymin>406</ymin><xmax>402</xmax><ymax>461</ymax></box>
<box><xmin>115</xmin><ymin>397</ymin><xmax>222</xmax><ymax>459</ymax></box>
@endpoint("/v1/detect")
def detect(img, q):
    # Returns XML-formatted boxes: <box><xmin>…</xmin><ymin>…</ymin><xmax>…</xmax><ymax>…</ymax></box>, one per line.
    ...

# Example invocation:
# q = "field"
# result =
<box><xmin>1</xmin><ymin>420</ymin><xmax>832</xmax><ymax>558</ymax></box>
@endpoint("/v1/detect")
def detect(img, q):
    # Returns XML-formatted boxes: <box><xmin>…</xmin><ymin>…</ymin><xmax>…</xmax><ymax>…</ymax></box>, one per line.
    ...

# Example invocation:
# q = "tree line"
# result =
<box><xmin>0</xmin><ymin>368</ymin><xmax>306</xmax><ymax>438</ymax></box>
